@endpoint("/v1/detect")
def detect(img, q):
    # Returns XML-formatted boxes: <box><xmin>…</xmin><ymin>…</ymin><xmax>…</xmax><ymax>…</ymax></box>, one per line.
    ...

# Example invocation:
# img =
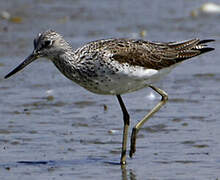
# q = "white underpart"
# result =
<box><xmin>92</xmin><ymin>61</ymin><xmax>177</xmax><ymax>95</ymax></box>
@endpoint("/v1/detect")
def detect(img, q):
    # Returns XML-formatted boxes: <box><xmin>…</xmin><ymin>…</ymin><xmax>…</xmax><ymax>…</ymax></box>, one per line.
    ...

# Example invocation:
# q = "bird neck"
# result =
<box><xmin>50</xmin><ymin>46</ymin><xmax>79</xmax><ymax>78</ymax></box>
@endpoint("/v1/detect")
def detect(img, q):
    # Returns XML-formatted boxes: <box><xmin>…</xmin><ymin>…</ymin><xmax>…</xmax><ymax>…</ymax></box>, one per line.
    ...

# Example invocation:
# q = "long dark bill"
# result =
<box><xmin>4</xmin><ymin>53</ymin><xmax>38</xmax><ymax>79</ymax></box>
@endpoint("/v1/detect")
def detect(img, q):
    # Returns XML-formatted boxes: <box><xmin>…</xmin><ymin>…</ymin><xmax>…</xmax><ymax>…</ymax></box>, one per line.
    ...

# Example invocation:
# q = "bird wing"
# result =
<box><xmin>103</xmin><ymin>38</ymin><xmax>214</xmax><ymax>70</ymax></box>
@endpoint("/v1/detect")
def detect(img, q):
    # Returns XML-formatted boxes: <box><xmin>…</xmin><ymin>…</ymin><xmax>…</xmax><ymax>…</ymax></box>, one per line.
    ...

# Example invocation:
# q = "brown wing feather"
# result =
<box><xmin>103</xmin><ymin>38</ymin><xmax>214</xmax><ymax>70</ymax></box>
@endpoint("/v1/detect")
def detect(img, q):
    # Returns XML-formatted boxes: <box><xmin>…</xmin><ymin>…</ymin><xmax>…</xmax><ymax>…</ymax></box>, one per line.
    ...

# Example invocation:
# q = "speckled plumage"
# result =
<box><xmin>18</xmin><ymin>30</ymin><xmax>213</xmax><ymax>95</ymax></box>
<box><xmin>4</xmin><ymin>30</ymin><xmax>215</xmax><ymax>165</ymax></box>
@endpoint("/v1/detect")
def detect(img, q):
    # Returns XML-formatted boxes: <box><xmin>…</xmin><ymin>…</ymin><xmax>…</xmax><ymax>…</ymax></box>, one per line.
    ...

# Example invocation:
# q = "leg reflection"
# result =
<box><xmin>121</xmin><ymin>165</ymin><xmax>137</xmax><ymax>180</ymax></box>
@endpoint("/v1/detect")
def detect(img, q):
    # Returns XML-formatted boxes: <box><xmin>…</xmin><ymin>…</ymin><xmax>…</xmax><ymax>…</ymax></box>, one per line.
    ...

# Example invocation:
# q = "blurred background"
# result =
<box><xmin>0</xmin><ymin>0</ymin><xmax>220</xmax><ymax>179</ymax></box>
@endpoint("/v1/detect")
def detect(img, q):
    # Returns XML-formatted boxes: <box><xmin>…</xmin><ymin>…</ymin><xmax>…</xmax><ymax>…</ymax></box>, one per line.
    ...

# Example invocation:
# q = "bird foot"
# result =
<box><xmin>129</xmin><ymin>128</ymin><xmax>137</xmax><ymax>158</ymax></box>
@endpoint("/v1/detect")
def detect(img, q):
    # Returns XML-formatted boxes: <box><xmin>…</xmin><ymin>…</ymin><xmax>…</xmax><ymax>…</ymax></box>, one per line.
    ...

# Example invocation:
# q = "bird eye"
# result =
<box><xmin>44</xmin><ymin>40</ymin><xmax>52</xmax><ymax>47</ymax></box>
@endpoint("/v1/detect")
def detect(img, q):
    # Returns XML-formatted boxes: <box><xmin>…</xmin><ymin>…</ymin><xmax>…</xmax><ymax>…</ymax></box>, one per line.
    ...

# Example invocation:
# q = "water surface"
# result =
<box><xmin>0</xmin><ymin>0</ymin><xmax>220</xmax><ymax>179</ymax></box>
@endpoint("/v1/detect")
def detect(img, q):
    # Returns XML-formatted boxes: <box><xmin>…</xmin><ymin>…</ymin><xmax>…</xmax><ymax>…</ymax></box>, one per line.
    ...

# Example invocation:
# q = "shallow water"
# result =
<box><xmin>0</xmin><ymin>0</ymin><xmax>220</xmax><ymax>179</ymax></box>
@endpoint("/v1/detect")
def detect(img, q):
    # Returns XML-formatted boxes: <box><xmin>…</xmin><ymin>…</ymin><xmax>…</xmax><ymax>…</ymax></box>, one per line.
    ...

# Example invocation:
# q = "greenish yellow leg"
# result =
<box><xmin>129</xmin><ymin>85</ymin><xmax>168</xmax><ymax>158</ymax></box>
<box><xmin>116</xmin><ymin>95</ymin><xmax>130</xmax><ymax>165</ymax></box>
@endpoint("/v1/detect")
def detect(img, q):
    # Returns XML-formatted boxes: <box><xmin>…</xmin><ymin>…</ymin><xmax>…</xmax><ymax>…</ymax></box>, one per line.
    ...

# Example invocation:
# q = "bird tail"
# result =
<box><xmin>196</xmin><ymin>39</ymin><xmax>215</xmax><ymax>54</ymax></box>
<box><xmin>168</xmin><ymin>38</ymin><xmax>215</xmax><ymax>61</ymax></box>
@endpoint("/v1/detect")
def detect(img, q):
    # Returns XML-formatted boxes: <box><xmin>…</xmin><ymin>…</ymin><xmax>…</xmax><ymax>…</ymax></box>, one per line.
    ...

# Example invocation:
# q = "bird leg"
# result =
<box><xmin>116</xmin><ymin>95</ymin><xmax>130</xmax><ymax>165</ymax></box>
<box><xmin>129</xmin><ymin>85</ymin><xmax>168</xmax><ymax>158</ymax></box>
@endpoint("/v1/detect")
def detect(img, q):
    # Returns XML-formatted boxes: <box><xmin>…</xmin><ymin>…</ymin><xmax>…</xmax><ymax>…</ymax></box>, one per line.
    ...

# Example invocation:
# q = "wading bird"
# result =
<box><xmin>5</xmin><ymin>30</ymin><xmax>214</xmax><ymax>164</ymax></box>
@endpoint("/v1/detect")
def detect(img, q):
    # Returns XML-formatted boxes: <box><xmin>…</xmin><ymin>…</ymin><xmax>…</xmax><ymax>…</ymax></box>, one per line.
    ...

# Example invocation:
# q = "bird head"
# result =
<box><xmin>4</xmin><ymin>29</ymin><xmax>69</xmax><ymax>79</ymax></box>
